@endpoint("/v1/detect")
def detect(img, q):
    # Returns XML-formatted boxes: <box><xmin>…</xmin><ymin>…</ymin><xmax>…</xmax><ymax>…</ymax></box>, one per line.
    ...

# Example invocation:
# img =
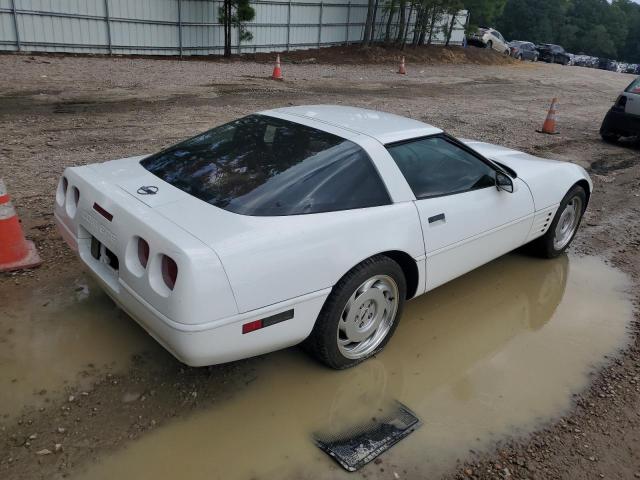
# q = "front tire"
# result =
<box><xmin>601</xmin><ymin>131</ymin><xmax>620</xmax><ymax>143</ymax></box>
<box><xmin>530</xmin><ymin>185</ymin><xmax>587</xmax><ymax>258</ymax></box>
<box><xmin>303</xmin><ymin>256</ymin><xmax>406</xmax><ymax>369</ymax></box>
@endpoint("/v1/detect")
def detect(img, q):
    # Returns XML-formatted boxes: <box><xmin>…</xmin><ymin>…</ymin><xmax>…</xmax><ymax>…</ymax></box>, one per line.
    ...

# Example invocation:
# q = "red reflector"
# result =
<box><xmin>137</xmin><ymin>237</ymin><xmax>150</xmax><ymax>268</ymax></box>
<box><xmin>242</xmin><ymin>319</ymin><xmax>263</xmax><ymax>334</ymax></box>
<box><xmin>93</xmin><ymin>202</ymin><xmax>113</xmax><ymax>222</ymax></box>
<box><xmin>161</xmin><ymin>255</ymin><xmax>178</xmax><ymax>291</ymax></box>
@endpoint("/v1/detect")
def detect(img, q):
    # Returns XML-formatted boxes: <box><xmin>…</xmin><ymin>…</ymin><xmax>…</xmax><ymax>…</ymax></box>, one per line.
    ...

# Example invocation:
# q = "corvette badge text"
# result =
<box><xmin>81</xmin><ymin>210</ymin><xmax>117</xmax><ymax>245</ymax></box>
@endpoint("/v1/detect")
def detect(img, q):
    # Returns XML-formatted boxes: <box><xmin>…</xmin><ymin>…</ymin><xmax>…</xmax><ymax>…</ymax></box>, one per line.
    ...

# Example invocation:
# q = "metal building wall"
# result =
<box><xmin>0</xmin><ymin>0</ymin><xmax>468</xmax><ymax>56</ymax></box>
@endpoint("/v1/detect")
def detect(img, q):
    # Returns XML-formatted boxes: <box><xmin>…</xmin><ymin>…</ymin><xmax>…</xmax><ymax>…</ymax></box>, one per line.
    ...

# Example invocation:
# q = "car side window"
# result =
<box><xmin>386</xmin><ymin>136</ymin><xmax>497</xmax><ymax>199</ymax></box>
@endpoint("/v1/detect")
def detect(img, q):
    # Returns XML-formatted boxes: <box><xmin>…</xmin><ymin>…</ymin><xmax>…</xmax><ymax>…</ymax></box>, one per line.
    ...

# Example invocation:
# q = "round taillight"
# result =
<box><xmin>56</xmin><ymin>176</ymin><xmax>68</xmax><ymax>206</ymax></box>
<box><xmin>72</xmin><ymin>186</ymin><xmax>80</xmax><ymax>207</ymax></box>
<box><xmin>161</xmin><ymin>255</ymin><xmax>178</xmax><ymax>291</ymax></box>
<box><xmin>137</xmin><ymin>238</ymin><xmax>150</xmax><ymax>269</ymax></box>
<box><xmin>65</xmin><ymin>185</ymin><xmax>80</xmax><ymax>217</ymax></box>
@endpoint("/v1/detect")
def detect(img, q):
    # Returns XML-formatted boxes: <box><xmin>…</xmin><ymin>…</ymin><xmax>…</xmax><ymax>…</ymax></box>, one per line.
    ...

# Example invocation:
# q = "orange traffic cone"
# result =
<box><xmin>537</xmin><ymin>98</ymin><xmax>559</xmax><ymax>134</ymax></box>
<box><xmin>398</xmin><ymin>56</ymin><xmax>406</xmax><ymax>75</ymax></box>
<box><xmin>0</xmin><ymin>179</ymin><xmax>42</xmax><ymax>272</ymax></box>
<box><xmin>272</xmin><ymin>54</ymin><xmax>283</xmax><ymax>80</ymax></box>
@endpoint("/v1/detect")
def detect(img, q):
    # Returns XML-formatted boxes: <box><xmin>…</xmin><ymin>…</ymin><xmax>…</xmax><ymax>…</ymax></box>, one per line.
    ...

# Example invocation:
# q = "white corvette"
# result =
<box><xmin>54</xmin><ymin>106</ymin><xmax>591</xmax><ymax>369</ymax></box>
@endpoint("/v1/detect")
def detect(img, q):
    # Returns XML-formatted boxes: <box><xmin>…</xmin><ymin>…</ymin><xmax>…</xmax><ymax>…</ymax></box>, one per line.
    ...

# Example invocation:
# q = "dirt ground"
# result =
<box><xmin>1</xmin><ymin>45</ymin><xmax>639</xmax><ymax>479</ymax></box>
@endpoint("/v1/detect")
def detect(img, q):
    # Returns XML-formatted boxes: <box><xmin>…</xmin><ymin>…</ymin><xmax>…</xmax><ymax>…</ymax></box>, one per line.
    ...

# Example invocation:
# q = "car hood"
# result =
<box><xmin>460</xmin><ymin>139</ymin><xmax>592</xmax><ymax>210</ymax></box>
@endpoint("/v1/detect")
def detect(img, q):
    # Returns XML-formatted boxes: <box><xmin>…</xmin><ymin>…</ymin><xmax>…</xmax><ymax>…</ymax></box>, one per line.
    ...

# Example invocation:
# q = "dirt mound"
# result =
<box><xmin>2</xmin><ymin>44</ymin><xmax>515</xmax><ymax>67</ymax></box>
<box><xmin>240</xmin><ymin>44</ymin><xmax>516</xmax><ymax>66</ymax></box>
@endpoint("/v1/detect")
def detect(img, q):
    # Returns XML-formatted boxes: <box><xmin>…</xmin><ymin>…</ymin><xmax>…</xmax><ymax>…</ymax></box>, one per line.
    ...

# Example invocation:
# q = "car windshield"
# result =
<box><xmin>626</xmin><ymin>77</ymin><xmax>640</xmax><ymax>94</ymax></box>
<box><xmin>140</xmin><ymin>114</ymin><xmax>391</xmax><ymax>216</ymax></box>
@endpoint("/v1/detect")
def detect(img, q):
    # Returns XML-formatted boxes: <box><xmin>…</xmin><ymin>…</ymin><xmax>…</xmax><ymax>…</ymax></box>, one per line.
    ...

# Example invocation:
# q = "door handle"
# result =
<box><xmin>428</xmin><ymin>213</ymin><xmax>445</xmax><ymax>224</ymax></box>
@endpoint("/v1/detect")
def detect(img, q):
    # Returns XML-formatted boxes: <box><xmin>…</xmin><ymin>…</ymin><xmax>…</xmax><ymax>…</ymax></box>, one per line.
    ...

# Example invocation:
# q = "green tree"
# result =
<box><xmin>384</xmin><ymin>0</ymin><xmax>398</xmax><ymax>43</ymax></box>
<box><xmin>464</xmin><ymin>0</ymin><xmax>506</xmax><ymax>29</ymax></box>
<box><xmin>219</xmin><ymin>0</ymin><xmax>255</xmax><ymax>57</ymax></box>
<box><xmin>493</xmin><ymin>0</ymin><xmax>640</xmax><ymax>61</ymax></box>
<box><xmin>444</xmin><ymin>0</ymin><xmax>465</xmax><ymax>45</ymax></box>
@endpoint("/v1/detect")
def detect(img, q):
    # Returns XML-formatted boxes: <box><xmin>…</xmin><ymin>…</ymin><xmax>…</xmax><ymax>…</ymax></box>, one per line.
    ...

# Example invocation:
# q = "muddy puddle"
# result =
<box><xmin>71</xmin><ymin>254</ymin><xmax>633</xmax><ymax>480</ymax></box>
<box><xmin>0</xmin><ymin>274</ymin><xmax>158</xmax><ymax>419</ymax></box>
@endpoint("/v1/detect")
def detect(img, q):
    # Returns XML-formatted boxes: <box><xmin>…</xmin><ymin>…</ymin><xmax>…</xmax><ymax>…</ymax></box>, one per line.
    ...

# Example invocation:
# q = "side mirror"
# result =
<box><xmin>496</xmin><ymin>172</ymin><xmax>514</xmax><ymax>193</ymax></box>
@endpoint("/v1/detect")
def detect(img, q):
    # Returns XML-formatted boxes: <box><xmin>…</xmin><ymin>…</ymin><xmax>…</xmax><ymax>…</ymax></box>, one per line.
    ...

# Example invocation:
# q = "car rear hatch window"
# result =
<box><xmin>140</xmin><ymin>115</ymin><xmax>391</xmax><ymax>216</ymax></box>
<box><xmin>625</xmin><ymin>78</ymin><xmax>640</xmax><ymax>94</ymax></box>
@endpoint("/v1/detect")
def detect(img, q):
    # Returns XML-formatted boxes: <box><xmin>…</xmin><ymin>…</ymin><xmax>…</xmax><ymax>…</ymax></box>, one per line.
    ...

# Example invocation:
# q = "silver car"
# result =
<box><xmin>467</xmin><ymin>27</ymin><xmax>510</xmax><ymax>55</ymax></box>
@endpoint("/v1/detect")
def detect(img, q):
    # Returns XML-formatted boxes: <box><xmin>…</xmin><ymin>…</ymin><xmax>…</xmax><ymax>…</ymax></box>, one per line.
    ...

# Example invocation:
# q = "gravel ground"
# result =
<box><xmin>1</xmin><ymin>46</ymin><xmax>639</xmax><ymax>479</ymax></box>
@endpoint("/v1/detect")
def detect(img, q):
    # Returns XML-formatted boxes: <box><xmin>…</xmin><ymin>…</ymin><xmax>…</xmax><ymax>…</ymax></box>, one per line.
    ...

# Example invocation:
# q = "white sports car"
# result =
<box><xmin>54</xmin><ymin>106</ymin><xmax>591</xmax><ymax>369</ymax></box>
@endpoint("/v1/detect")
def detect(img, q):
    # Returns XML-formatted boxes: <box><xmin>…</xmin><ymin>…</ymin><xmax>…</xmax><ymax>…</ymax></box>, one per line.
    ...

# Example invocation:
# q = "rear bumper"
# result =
<box><xmin>600</xmin><ymin>108</ymin><xmax>640</xmax><ymax>137</ymax></box>
<box><xmin>54</xmin><ymin>162</ymin><xmax>330</xmax><ymax>366</ymax></box>
<box><xmin>57</xmin><ymin>209</ymin><xmax>328</xmax><ymax>366</ymax></box>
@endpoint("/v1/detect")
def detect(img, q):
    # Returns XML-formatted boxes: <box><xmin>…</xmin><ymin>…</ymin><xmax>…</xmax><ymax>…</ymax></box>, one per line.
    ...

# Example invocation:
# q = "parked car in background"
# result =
<box><xmin>600</xmin><ymin>77</ymin><xmax>640</xmax><ymax>142</ymax></box>
<box><xmin>54</xmin><ymin>106</ymin><xmax>592</xmax><ymax>369</ymax></box>
<box><xmin>616</xmin><ymin>63</ymin><xmax>639</xmax><ymax>74</ymax></box>
<box><xmin>467</xmin><ymin>27</ymin><xmax>510</xmax><ymax>55</ymax></box>
<box><xmin>574</xmin><ymin>55</ymin><xmax>599</xmax><ymax>68</ymax></box>
<box><xmin>509</xmin><ymin>41</ymin><xmax>538</xmax><ymax>61</ymax></box>
<box><xmin>537</xmin><ymin>44</ymin><xmax>571</xmax><ymax>65</ymax></box>
<box><xmin>573</xmin><ymin>55</ymin><xmax>592</xmax><ymax>67</ymax></box>
<box><xmin>598</xmin><ymin>58</ymin><xmax>617</xmax><ymax>72</ymax></box>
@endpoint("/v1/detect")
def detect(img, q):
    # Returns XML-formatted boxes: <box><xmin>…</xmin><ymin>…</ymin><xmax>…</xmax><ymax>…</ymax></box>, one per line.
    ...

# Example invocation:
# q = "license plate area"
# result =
<box><xmin>78</xmin><ymin>224</ymin><xmax>121</xmax><ymax>293</ymax></box>
<box><xmin>90</xmin><ymin>236</ymin><xmax>120</xmax><ymax>272</ymax></box>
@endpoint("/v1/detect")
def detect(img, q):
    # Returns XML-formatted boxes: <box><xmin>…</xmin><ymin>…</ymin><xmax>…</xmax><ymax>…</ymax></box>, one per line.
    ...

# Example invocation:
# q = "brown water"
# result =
<box><xmin>71</xmin><ymin>254</ymin><xmax>633</xmax><ymax>480</ymax></box>
<box><xmin>0</xmin><ymin>273</ymin><xmax>158</xmax><ymax>419</ymax></box>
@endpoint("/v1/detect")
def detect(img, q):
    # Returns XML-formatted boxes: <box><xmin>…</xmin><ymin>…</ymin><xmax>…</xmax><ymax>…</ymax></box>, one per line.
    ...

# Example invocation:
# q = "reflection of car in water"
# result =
<box><xmin>318</xmin><ymin>254</ymin><xmax>569</xmax><ymax>432</ymax></box>
<box><xmin>86</xmin><ymin>254</ymin><xmax>570</xmax><ymax>480</ymax></box>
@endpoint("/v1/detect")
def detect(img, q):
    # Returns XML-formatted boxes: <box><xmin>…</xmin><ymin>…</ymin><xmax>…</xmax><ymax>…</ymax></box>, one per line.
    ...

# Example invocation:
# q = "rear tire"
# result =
<box><xmin>529</xmin><ymin>185</ymin><xmax>587</xmax><ymax>258</ymax></box>
<box><xmin>303</xmin><ymin>255</ymin><xmax>406</xmax><ymax>369</ymax></box>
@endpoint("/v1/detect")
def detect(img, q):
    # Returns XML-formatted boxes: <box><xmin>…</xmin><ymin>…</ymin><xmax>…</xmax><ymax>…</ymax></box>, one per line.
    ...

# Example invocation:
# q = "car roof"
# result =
<box><xmin>261</xmin><ymin>105</ymin><xmax>442</xmax><ymax>144</ymax></box>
